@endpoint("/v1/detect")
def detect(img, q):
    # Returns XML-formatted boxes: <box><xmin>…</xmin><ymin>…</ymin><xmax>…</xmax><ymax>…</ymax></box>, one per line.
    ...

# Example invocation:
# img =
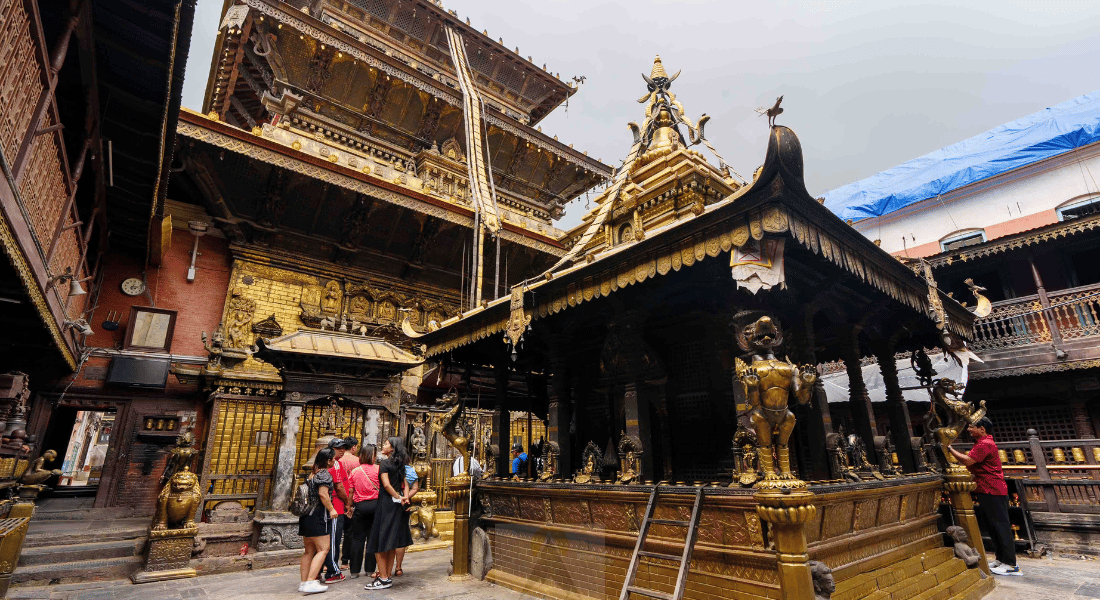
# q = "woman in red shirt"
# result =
<box><xmin>948</xmin><ymin>417</ymin><xmax>1020</xmax><ymax>576</ymax></box>
<box><xmin>347</xmin><ymin>444</ymin><xmax>380</xmax><ymax>579</ymax></box>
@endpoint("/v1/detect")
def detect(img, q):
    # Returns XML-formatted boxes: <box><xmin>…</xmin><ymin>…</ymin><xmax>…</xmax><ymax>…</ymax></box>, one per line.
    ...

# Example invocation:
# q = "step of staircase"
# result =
<box><xmin>22</xmin><ymin>517</ymin><xmax>149</xmax><ymax>547</ymax></box>
<box><xmin>834</xmin><ymin>544</ymin><xmax>992</xmax><ymax>600</ymax></box>
<box><xmin>17</xmin><ymin>537</ymin><xmax>144</xmax><ymax>566</ymax></box>
<box><xmin>11</xmin><ymin>555</ymin><xmax>144</xmax><ymax>587</ymax></box>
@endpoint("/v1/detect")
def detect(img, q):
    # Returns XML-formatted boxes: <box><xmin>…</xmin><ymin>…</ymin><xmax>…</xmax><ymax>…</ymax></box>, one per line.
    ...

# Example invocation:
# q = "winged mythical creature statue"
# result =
<box><xmin>755</xmin><ymin>96</ymin><xmax>784</xmax><ymax>127</ymax></box>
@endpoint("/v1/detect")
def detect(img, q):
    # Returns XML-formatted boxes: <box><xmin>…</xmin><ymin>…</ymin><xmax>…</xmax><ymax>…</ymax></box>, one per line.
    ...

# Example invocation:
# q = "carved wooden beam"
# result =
<box><xmin>219</xmin><ymin>18</ymin><xmax>253</xmax><ymax>121</ymax></box>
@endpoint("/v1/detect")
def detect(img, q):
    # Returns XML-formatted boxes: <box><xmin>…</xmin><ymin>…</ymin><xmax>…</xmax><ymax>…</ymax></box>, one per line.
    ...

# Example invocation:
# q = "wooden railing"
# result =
<box><xmin>971</xmin><ymin>282</ymin><xmax>1100</xmax><ymax>352</ymax></box>
<box><xmin>957</xmin><ymin>429</ymin><xmax>1100</xmax><ymax>515</ymax></box>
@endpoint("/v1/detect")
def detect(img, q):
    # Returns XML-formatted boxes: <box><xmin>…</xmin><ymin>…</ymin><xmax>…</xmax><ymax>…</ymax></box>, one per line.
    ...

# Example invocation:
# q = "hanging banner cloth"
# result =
<box><xmin>444</xmin><ymin>25</ymin><xmax>500</xmax><ymax>234</ymax></box>
<box><xmin>545</xmin><ymin>101</ymin><xmax>654</xmax><ymax>273</ymax></box>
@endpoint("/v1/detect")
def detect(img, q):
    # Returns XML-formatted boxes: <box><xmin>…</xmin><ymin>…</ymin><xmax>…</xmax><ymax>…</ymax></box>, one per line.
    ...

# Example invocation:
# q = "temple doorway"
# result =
<box><xmin>44</xmin><ymin>408</ymin><xmax>116</xmax><ymax>493</ymax></box>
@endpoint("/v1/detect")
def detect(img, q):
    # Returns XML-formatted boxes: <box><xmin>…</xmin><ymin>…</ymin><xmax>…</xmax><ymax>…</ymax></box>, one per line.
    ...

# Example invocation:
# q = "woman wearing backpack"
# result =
<box><xmin>298</xmin><ymin>448</ymin><xmax>339</xmax><ymax>594</ymax></box>
<box><xmin>364</xmin><ymin>437</ymin><xmax>413</xmax><ymax>590</ymax></box>
<box><xmin>347</xmin><ymin>443</ymin><xmax>379</xmax><ymax>579</ymax></box>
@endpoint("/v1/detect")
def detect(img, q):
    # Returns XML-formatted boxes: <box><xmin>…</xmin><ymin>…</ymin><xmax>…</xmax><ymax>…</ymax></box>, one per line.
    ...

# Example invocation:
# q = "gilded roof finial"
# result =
<box><xmin>650</xmin><ymin>55</ymin><xmax>668</xmax><ymax>80</ymax></box>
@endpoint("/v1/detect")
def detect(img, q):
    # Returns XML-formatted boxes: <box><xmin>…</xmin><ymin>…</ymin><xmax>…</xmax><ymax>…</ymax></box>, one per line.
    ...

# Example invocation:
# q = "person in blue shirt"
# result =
<box><xmin>510</xmin><ymin>443</ymin><xmax>528</xmax><ymax>477</ymax></box>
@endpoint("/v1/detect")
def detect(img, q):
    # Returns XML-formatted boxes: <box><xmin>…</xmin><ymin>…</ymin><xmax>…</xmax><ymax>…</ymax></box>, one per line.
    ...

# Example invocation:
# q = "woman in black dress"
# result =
<box><xmin>298</xmin><ymin>448</ymin><xmax>339</xmax><ymax>594</ymax></box>
<box><xmin>364</xmin><ymin>436</ymin><xmax>412</xmax><ymax>590</ymax></box>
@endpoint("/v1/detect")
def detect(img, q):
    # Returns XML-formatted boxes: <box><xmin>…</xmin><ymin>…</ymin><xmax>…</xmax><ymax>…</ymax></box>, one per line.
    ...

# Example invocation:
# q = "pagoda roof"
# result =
<box><xmin>257</xmin><ymin>329</ymin><xmax>422</xmax><ymax>367</ymax></box>
<box><xmin>419</xmin><ymin>125</ymin><xmax>976</xmax><ymax>359</ymax></box>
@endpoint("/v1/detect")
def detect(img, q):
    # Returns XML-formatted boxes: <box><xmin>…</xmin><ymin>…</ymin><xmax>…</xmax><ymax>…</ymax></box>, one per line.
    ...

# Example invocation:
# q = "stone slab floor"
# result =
<box><xmin>9</xmin><ymin>549</ymin><xmax>1100</xmax><ymax>599</ymax></box>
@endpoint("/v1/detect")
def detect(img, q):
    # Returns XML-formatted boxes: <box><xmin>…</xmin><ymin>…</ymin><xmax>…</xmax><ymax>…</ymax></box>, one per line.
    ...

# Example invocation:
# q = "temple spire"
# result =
<box><xmin>650</xmin><ymin>55</ymin><xmax>667</xmax><ymax>80</ymax></box>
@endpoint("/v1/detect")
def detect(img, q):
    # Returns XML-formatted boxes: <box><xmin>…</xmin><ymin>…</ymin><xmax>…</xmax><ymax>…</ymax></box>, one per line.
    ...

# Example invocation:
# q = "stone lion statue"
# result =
<box><xmin>152</xmin><ymin>467</ymin><xmax>202</xmax><ymax>531</ymax></box>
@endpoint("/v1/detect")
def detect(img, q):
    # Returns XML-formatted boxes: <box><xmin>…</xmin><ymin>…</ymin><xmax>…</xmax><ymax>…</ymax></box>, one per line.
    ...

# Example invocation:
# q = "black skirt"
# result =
<box><xmin>365</xmin><ymin>494</ymin><xmax>413</xmax><ymax>553</ymax></box>
<box><xmin>298</xmin><ymin>504</ymin><xmax>331</xmax><ymax>538</ymax></box>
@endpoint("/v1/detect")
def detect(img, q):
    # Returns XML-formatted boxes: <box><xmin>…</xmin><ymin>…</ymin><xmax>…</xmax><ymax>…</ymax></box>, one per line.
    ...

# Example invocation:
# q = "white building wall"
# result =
<box><xmin>849</xmin><ymin>142</ymin><xmax>1100</xmax><ymax>256</ymax></box>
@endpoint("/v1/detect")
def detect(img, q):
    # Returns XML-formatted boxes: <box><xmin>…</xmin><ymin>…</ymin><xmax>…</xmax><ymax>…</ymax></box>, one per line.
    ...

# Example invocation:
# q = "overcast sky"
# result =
<box><xmin>181</xmin><ymin>0</ymin><xmax>1100</xmax><ymax>230</ymax></box>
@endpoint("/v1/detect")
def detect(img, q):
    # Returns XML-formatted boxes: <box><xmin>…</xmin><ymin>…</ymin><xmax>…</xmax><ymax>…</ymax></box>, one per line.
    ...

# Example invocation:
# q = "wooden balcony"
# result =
<box><xmin>969</xmin><ymin>282</ymin><xmax>1100</xmax><ymax>379</ymax></box>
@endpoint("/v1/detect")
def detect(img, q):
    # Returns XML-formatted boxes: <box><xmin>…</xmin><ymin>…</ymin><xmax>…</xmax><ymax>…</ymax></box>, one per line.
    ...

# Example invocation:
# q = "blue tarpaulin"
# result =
<box><xmin>822</xmin><ymin>91</ymin><xmax>1100</xmax><ymax>222</ymax></box>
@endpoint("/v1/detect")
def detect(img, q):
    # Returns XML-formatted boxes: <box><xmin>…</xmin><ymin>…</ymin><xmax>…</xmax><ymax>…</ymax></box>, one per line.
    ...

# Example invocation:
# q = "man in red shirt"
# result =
<box><xmin>948</xmin><ymin>417</ymin><xmax>1020</xmax><ymax>576</ymax></box>
<box><xmin>321</xmin><ymin>438</ymin><xmax>351</xmax><ymax>583</ymax></box>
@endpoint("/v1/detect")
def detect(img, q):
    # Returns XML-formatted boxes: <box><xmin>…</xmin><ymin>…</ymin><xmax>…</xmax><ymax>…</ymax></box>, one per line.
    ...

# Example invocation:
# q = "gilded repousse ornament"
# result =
<box><xmin>732</xmin><ymin>312</ymin><xmax>816</xmax><ymax>488</ymax></box>
<box><xmin>225</xmin><ymin>288</ymin><xmax>257</xmax><ymax>350</ymax></box>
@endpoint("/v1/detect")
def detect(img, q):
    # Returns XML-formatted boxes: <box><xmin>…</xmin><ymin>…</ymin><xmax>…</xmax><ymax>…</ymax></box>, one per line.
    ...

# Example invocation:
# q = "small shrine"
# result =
<box><xmin>417</xmin><ymin>58</ymin><xmax>993</xmax><ymax>600</ymax></box>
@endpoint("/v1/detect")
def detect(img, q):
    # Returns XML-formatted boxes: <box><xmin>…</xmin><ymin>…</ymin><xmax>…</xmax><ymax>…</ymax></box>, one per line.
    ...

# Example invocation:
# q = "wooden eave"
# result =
<box><xmin>176</xmin><ymin>109</ymin><xmax>565</xmax><ymax>255</ymax></box>
<box><xmin>420</xmin><ymin>127</ymin><xmax>976</xmax><ymax>358</ymax></box>
<box><xmin>928</xmin><ymin>211</ymin><xmax>1100</xmax><ymax>268</ymax></box>
<box><xmin>202</xmin><ymin>1</ymin><xmax>607</xmax><ymax>178</ymax></box>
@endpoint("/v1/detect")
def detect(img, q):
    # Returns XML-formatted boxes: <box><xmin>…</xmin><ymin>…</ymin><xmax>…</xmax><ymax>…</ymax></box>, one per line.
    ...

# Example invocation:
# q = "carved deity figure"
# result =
<box><xmin>927</xmin><ymin>378</ymin><xmax>987</xmax><ymax>464</ymax></box>
<box><xmin>732</xmin><ymin>427</ymin><xmax>759</xmax><ymax>487</ymax></box>
<box><xmin>538</xmin><ymin>441</ymin><xmax>560</xmax><ymax>482</ymax></box>
<box><xmin>225</xmin><ymin>290</ymin><xmax>256</xmax><ymax>350</ymax></box>
<box><xmin>809</xmin><ymin>560</ymin><xmax>835</xmax><ymax>600</ymax></box>
<box><xmin>618</xmin><ymin>432</ymin><xmax>641</xmax><ymax>484</ymax></box>
<box><xmin>152</xmin><ymin>467</ymin><xmax>202</xmax><ymax>531</ymax></box>
<box><xmin>574</xmin><ymin>441</ymin><xmax>602</xmax><ymax>484</ymax></box>
<box><xmin>322</xmin><ymin>281</ymin><xmax>342</xmax><ymax>314</ymax></box>
<box><xmin>733</xmin><ymin>313</ymin><xmax>816</xmax><ymax>482</ymax></box>
<box><xmin>946</xmin><ymin>525</ymin><xmax>981</xmax><ymax>568</ymax></box>
<box><xmin>162</xmin><ymin>428</ymin><xmax>198</xmax><ymax>486</ymax></box>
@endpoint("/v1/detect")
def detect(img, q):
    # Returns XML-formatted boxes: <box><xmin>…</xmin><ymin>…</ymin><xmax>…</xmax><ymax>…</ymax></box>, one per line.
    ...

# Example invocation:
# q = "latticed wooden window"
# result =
<box><xmin>392</xmin><ymin>8</ymin><xmax>426</xmax><ymax>41</ymax></box>
<box><xmin>294</xmin><ymin>401</ymin><xmax>367</xmax><ymax>473</ymax></box>
<box><xmin>349</xmin><ymin>0</ymin><xmax>390</xmax><ymax>20</ymax></box>
<box><xmin>495</xmin><ymin>65</ymin><xmax>523</xmax><ymax>92</ymax></box>
<box><xmin>201</xmin><ymin>398</ymin><xmax>284</xmax><ymax>514</ymax></box>
<box><xmin>987</xmin><ymin>405</ymin><xmax>1076</xmax><ymax>441</ymax></box>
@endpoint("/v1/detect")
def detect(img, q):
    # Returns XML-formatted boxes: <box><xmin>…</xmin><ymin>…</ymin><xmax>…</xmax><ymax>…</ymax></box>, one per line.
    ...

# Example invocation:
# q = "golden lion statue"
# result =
<box><xmin>152</xmin><ymin>467</ymin><xmax>202</xmax><ymax>531</ymax></box>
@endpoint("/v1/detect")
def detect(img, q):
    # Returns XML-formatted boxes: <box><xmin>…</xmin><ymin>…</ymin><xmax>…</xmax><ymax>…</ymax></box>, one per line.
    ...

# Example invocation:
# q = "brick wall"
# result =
<box><xmin>86</xmin><ymin>228</ymin><xmax>231</xmax><ymax>355</ymax></box>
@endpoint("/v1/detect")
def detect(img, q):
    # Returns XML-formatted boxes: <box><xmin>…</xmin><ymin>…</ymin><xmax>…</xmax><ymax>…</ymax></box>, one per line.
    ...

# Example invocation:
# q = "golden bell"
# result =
<box><xmin>1052</xmin><ymin>448</ymin><xmax>1066</xmax><ymax>462</ymax></box>
<box><xmin>998</xmin><ymin>450</ymin><xmax>1008</xmax><ymax>464</ymax></box>
<box><xmin>1072</xmin><ymin>447</ymin><xmax>1086</xmax><ymax>463</ymax></box>
<box><xmin>1013</xmin><ymin>449</ymin><xmax>1026</xmax><ymax>463</ymax></box>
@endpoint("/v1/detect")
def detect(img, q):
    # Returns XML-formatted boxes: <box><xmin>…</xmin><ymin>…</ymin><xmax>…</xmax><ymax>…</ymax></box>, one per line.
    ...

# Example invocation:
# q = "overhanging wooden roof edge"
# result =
<box><xmin>419</xmin><ymin>126</ymin><xmax>975</xmax><ymax>357</ymax></box>
<box><xmin>177</xmin><ymin>110</ymin><xmax>565</xmax><ymax>256</ymax></box>
<box><xmin>928</xmin><ymin>211</ymin><xmax>1100</xmax><ymax>268</ymax></box>
<box><xmin>226</xmin><ymin>0</ymin><xmax>611</xmax><ymax>176</ymax></box>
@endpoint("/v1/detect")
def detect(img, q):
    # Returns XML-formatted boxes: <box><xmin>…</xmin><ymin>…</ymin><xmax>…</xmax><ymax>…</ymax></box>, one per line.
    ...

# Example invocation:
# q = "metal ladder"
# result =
<box><xmin>618</xmin><ymin>486</ymin><xmax>704</xmax><ymax>600</ymax></box>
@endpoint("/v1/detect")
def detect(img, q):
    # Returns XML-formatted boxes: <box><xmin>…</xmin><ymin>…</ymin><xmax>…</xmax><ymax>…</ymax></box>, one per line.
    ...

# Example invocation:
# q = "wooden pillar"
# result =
<box><xmin>1029</xmin><ymin>255</ymin><xmax>1065</xmax><ymax>352</ymax></box>
<box><xmin>793</xmin><ymin>313</ymin><xmax>831</xmax><ymax>481</ymax></box>
<box><xmin>1070</xmin><ymin>400</ymin><xmax>1096</xmax><ymax>440</ymax></box>
<box><xmin>547</xmin><ymin>373</ymin><xmax>571</xmax><ymax>480</ymax></box>
<box><xmin>876</xmin><ymin>346</ymin><xmax>916</xmax><ymax>473</ymax></box>
<box><xmin>622</xmin><ymin>381</ymin><xmax>653</xmax><ymax>482</ymax></box>
<box><xmin>494</xmin><ymin>364</ymin><xmax>511</xmax><ymax>478</ymax></box>
<box><xmin>842</xmin><ymin>328</ymin><xmax>880</xmax><ymax>466</ymax></box>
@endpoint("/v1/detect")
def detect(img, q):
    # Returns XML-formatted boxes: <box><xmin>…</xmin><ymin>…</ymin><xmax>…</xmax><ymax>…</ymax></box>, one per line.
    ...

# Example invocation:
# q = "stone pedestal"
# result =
<box><xmin>448</xmin><ymin>475</ymin><xmax>471</xmax><ymax>581</ymax></box>
<box><xmin>252</xmin><ymin>510</ymin><xmax>303</xmax><ymax>552</ymax></box>
<box><xmin>131</xmin><ymin>526</ymin><xmax>198</xmax><ymax>583</ymax></box>
<box><xmin>943</xmin><ymin>467</ymin><xmax>991</xmax><ymax>576</ymax></box>
<box><xmin>754</xmin><ymin>483</ymin><xmax>817</xmax><ymax>600</ymax></box>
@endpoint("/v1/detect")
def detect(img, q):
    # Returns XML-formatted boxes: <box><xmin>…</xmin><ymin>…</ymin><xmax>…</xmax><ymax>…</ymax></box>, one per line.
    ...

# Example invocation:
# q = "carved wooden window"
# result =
<box><xmin>987</xmin><ymin>405</ymin><xmax>1076</xmax><ymax>442</ymax></box>
<box><xmin>349</xmin><ymin>0</ymin><xmax>390</xmax><ymax>20</ymax></box>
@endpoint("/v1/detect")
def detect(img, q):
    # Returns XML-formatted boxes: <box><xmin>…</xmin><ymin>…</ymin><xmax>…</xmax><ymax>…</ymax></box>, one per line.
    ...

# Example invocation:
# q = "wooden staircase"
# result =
<box><xmin>833</xmin><ymin>546</ymin><xmax>994</xmax><ymax>600</ymax></box>
<box><xmin>618</xmin><ymin>487</ymin><xmax>704</xmax><ymax>600</ymax></box>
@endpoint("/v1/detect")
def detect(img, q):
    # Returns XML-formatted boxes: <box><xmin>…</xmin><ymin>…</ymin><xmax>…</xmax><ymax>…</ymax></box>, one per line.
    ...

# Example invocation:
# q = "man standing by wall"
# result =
<box><xmin>948</xmin><ymin>417</ymin><xmax>1021</xmax><ymax>576</ymax></box>
<box><xmin>321</xmin><ymin>438</ymin><xmax>351</xmax><ymax>583</ymax></box>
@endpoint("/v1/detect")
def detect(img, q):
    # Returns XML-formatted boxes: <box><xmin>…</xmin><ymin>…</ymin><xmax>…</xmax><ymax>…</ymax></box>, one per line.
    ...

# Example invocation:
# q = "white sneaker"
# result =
<box><xmin>991</xmin><ymin>564</ymin><xmax>1022</xmax><ymax>576</ymax></box>
<box><xmin>301</xmin><ymin>580</ymin><xmax>329</xmax><ymax>594</ymax></box>
<box><xmin>988</xmin><ymin>560</ymin><xmax>1002</xmax><ymax>569</ymax></box>
<box><xmin>298</xmin><ymin>582</ymin><xmax>306</xmax><ymax>592</ymax></box>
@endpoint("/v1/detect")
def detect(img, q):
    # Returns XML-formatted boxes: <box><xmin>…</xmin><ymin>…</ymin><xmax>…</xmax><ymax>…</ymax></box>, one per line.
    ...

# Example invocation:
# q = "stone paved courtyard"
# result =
<box><xmin>8</xmin><ymin>549</ymin><xmax>1100</xmax><ymax>599</ymax></box>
